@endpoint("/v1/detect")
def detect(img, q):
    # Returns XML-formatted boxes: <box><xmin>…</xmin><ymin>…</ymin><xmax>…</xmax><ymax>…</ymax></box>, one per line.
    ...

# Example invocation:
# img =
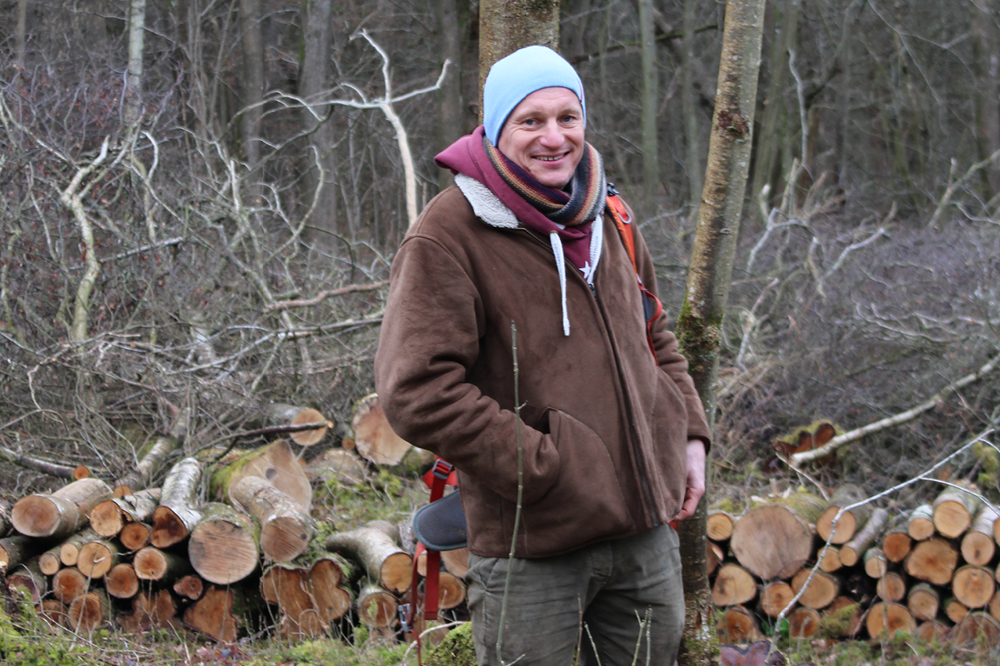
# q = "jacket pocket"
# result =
<box><xmin>517</xmin><ymin>409</ymin><xmax>634</xmax><ymax>551</ymax></box>
<box><xmin>650</xmin><ymin>369</ymin><xmax>689</xmax><ymax>512</ymax></box>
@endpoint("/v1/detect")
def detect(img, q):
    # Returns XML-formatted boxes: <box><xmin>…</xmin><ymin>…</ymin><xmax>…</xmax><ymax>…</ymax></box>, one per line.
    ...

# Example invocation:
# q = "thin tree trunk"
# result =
<box><xmin>435</xmin><ymin>0</ymin><xmax>463</xmax><ymax>190</ymax></box>
<box><xmin>15</xmin><ymin>0</ymin><xmax>28</xmax><ymax>65</ymax></box>
<box><xmin>971</xmin><ymin>0</ymin><xmax>1000</xmax><ymax>197</ymax></box>
<box><xmin>125</xmin><ymin>0</ymin><xmax>146</xmax><ymax>127</ymax></box>
<box><xmin>675</xmin><ymin>0</ymin><xmax>766</xmax><ymax>663</ymax></box>
<box><xmin>639</xmin><ymin>0</ymin><xmax>660</xmax><ymax>209</ymax></box>
<box><xmin>682</xmin><ymin>0</ymin><xmax>703</xmax><ymax>222</ymax></box>
<box><xmin>239</xmin><ymin>0</ymin><xmax>265</xmax><ymax>169</ymax></box>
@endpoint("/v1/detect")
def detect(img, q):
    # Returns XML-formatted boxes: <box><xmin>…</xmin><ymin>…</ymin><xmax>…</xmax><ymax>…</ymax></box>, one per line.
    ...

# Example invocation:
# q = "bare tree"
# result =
<box><xmin>478</xmin><ymin>0</ymin><xmax>560</xmax><ymax>109</ymax></box>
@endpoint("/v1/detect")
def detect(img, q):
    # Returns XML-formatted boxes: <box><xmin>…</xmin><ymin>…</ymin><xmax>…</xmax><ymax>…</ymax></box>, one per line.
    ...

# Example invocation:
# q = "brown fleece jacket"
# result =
<box><xmin>374</xmin><ymin>183</ymin><xmax>711</xmax><ymax>558</ymax></box>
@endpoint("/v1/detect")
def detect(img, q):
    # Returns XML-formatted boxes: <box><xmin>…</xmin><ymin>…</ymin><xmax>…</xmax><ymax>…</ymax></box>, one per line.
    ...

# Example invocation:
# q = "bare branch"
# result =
<box><xmin>264</xmin><ymin>281</ymin><xmax>389</xmax><ymax>313</ymax></box>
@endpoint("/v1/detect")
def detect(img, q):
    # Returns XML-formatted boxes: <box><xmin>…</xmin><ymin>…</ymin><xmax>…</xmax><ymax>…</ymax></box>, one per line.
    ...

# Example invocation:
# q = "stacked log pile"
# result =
<box><xmin>0</xmin><ymin>402</ymin><xmax>468</xmax><ymax>645</ymax></box>
<box><xmin>711</xmin><ymin>482</ymin><xmax>1000</xmax><ymax>648</ymax></box>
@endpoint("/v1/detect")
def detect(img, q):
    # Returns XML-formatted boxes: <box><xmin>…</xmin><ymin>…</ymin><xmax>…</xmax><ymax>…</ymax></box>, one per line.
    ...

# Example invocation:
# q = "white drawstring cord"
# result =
<box><xmin>549</xmin><ymin>232</ymin><xmax>571</xmax><ymax>336</ymax></box>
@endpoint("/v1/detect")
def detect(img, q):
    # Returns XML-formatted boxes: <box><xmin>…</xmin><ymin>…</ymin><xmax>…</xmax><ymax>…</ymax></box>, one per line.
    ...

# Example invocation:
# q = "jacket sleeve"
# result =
<box><xmin>630</xmin><ymin>221</ymin><xmax>713</xmax><ymax>451</ymax></box>
<box><xmin>374</xmin><ymin>233</ymin><xmax>560</xmax><ymax>504</ymax></box>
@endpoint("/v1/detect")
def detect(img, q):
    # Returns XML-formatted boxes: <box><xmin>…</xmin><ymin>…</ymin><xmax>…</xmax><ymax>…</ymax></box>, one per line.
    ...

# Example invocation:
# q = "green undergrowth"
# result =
<box><xmin>0</xmin><ymin>597</ymin><xmax>102</xmax><ymax>666</ymax></box>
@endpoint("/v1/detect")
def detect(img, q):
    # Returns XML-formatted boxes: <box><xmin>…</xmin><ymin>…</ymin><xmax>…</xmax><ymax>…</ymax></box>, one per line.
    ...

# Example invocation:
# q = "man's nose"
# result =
<box><xmin>538</xmin><ymin>120</ymin><xmax>563</xmax><ymax>146</ymax></box>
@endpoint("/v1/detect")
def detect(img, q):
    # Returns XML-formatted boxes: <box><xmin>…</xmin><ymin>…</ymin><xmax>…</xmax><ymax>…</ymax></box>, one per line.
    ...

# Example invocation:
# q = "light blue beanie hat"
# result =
<box><xmin>483</xmin><ymin>45</ymin><xmax>586</xmax><ymax>146</ymax></box>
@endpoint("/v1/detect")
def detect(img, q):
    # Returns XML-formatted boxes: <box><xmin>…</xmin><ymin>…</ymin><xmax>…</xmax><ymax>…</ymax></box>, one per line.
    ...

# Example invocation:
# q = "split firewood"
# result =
<box><xmin>907</xmin><ymin>504</ymin><xmax>935</xmax><ymax>541</ymax></box>
<box><xmin>787</xmin><ymin>607</ymin><xmax>821</xmax><ymax>637</ymax></box>
<box><xmin>151</xmin><ymin>457</ymin><xmax>203</xmax><ymax>548</ymax></box>
<box><xmin>952</xmin><ymin>612</ymin><xmax>1000</xmax><ymax>647</ymax></box>
<box><xmin>760</xmin><ymin>581</ymin><xmax>795</xmax><ymax>618</ymax></box>
<box><xmin>864</xmin><ymin>547</ymin><xmax>888</xmax><ymax>578</ymax></box>
<box><xmin>816</xmin><ymin>484</ymin><xmax>872</xmax><ymax>545</ymax></box>
<box><xmin>183</xmin><ymin>586</ymin><xmax>247</xmax><ymax>642</ymax></box>
<box><xmin>715</xmin><ymin>605</ymin><xmax>760</xmax><ymax>644</ymax></box>
<box><xmin>106</xmin><ymin>563</ymin><xmax>140</xmax><ymax>599</ymax></box>
<box><xmin>173</xmin><ymin>574</ymin><xmax>205</xmax><ymax>601</ymax></box>
<box><xmin>8</xmin><ymin>558</ymin><xmax>46</xmax><ymax>605</ymax></box>
<box><xmin>730</xmin><ymin>490</ymin><xmax>825</xmax><ymax>580</ymax></box>
<box><xmin>0</xmin><ymin>535</ymin><xmax>43</xmax><ymax>569</ymax></box>
<box><xmin>90</xmin><ymin>488</ymin><xmax>161</xmax><ymax>538</ymax></box>
<box><xmin>790</xmin><ymin>569</ymin><xmax>840</xmax><ymax>610</ymax></box>
<box><xmin>712</xmin><ymin>563</ymin><xmax>757</xmax><ymax>607</ymax></box>
<box><xmin>211</xmin><ymin>440</ymin><xmax>311</xmax><ymax>510</ymax></box>
<box><xmin>881</xmin><ymin>513</ymin><xmax>913</xmax><ymax>563</ymax></box>
<box><xmin>352</xmin><ymin>393</ymin><xmax>413</xmax><ymax>466</ymax></box>
<box><xmin>51</xmin><ymin>567</ymin><xmax>87</xmax><ymax>604</ymax></box>
<box><xmin>707</xmin><ymin>510</ymin><xmax>735</xmax><ymax>542</ymax></box>
<box><xmin>68</xmin><ymin>589</ymin><xmax>112</xmax><ymax>634</ymax></box>
<box><xmin>260</xmin><ymin>563</ymin><xmax>325</xmax><ymax>638</ymax></box>
<box><xmin>77</xmin><ymin>538</ymin><xmax>120</xmax><ymax>579</ymax></box>
<box><xmin>707</xmin><ymin>541</ymin><xmax>724</xmax><ymax>576</ymax></box>
<box><xmin>865</xmin><ymin>601</ymin><xmax>916</xmax><ymax>638</ymax></box>
<box><xmin>134</xmin><ymin>546</ymin><xmax>192</xmax><ymax>583</ymax></box>
<box><xmin>39</xmin><ymin>544</ymin><xmax>62</xmax><ymax>575</ymax></box>
<box><xmin>265</xmin><ymin>404</ymin><xmax>330</xmax><ymax>447</ymax></box>
<box><xmin>952</xmin><ymin>564</ymin><xmax>995</xmax><ymax>609</ymax></box>
<box><xmin>59</xmin><ymin>528</ymin><xmax>100</xmax><ymax>567</ymax></box>
<box><xmin>119</xmin><ymin>589</ymin><xmax>182</xmax><ymax>633</ymax></box>
<box><xmin>915</xmin><ymin>619</ymin><xmax>951</xmax><ymax>643</ymax></box>
<box><xmin>325</xmin><ymin>522</ymin><xmax>413</xmax><ymax>595</ymax></box>
<box><xmin>822</xmin><ymin>597</ymin><xmax>862</xmax><ymax>638</ymax></box>
<box><xmin>11</xmin><ymin>477</ymin><xmax>112</xmax><ymax>539</ymax></box>
<box><xmin>933</xmin><ymin>481</ymin><xmax>980</xmax><ymax>539</ymax></box>
<box><xmin>839</xmin><ymin>507</ymin><xmax>889</xmax><ymax>567</ymax></box>
<box><xmin>229</xmin><ymin>475</ymin><xmax>314</xmax><ymax>563</ymax></box>
<box><xmin>188</xmin><ymin>502</ymin><xmax>260</xmax><ymax>585</ymax></box>
<box><xmin>945</xmin><ymin>597</ymin><xmax>969</xmax><ymax>623</ymax></box>
<box><xmin>905</xmin><ymin>537</ymin><xmax>959</xmax><ymax>586</ymax></box>
<box><xmin>357</xmin><ymin>581</ymin><xmax>398</xmax><ymax>628</ymax></box>
<box><xmin>875</xmin><ymin>571</ymin><xmax>906</xmax><ymax>603</ymax></box>
<box><xmin>907</xmin><ymin>582</ymin><xmax>940</xmax><ymax>622</ymax></box>
<box><xmin>818</xmin><ymin>546</ymin><xmax>842</xmax><ymax>573</ymax></box>
<box><xmin>961</xmin><ymin>504</ymin><xmax>998</xmax><ymax>566</ymax></box>
<box><xmin>120</xmin><ymin>522</ymin><xmax>153</xmax><ymax>550</ymax></box>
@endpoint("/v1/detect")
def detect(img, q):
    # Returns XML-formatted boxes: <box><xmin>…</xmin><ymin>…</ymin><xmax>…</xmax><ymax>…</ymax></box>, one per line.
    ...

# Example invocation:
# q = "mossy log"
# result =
<box><xmin>106</xmin><ymin>563</ymin><xmax>140</xmax><ymax>599</ymax></box>
<box><xmin>707</xmin><ymin>510</ymin><xmax>735</xmax><ymax>541</ymax></box>
<box><xmin>119</xmin><ymin>589</ymin><xmax>182</xmax><ymax>633</ymax></box>
<box><xmin>11</xmin><ymin>477</ymin><xmax>111</xmax><ymax>539</ymax></box>
<box><xmin>68</xmin><ymin>589</ymin><xmax>112</xmax><ymax>634</ymax></box>
<box><xmin>188</xmin><ymin>502</ymin><xmax>260</xmax><ymax>585</ymax></box>
<box><xmin>839</xmin><ymin>507</ymin><xmax>889</xmax><ymax>567</ymax></box>
<box><xmin>933</xmin><ymin>481</ymin><xmax>981</xmax><ymax>539</ymax></box>
<box><xmin>325</xmin><ymin>522</ymin><xmax>413</xmax><ymax>594</ymax></box>
<box><xmin>905</xmin><ymin>537</ymin><xmax>959</xmax><ymax>586</ymax></box>
<box><xmin>51</xmin><ymin>567</ymin><xmax>87</xmax><ymax>604</ymax></box>
<box><xmin>881</xmin><ymin>513</ymin><xmax>913</xmax><ymax>563</ymax></box>
<box><xmin>961</xmin><ymin>504</ymin><xmax>998</xmax><ymax>566</ymax></box>
<box><xmin>0</xmin><ymin>535</ymin><xmax>44</xmax><ymax>569</ymax></box>
<box><xmin>210</xmin><ymin>440</ymin><xmax>311</xmax><ymax>510</ymax></box>
<box><xmin>8</xmin><ymin>557</ymin><xmax>46</xmax><ymax>605</ymax></box>
<box><xmin>952</xmin><ymin>564</ymin><xmax>995</xmax><ymax>609</ymax></box>
<box><xmin>229</xmin><ymin>474</ymin><xmax>314</xmax><ymax>563</ymax></box>
<box><xmin>120</xmin><ymin>522</ymin><xmax>152</xmax><ymax>550</ymax></box>
<box><xmin>790</xmin><ymin>568</ymin><xmax>841</xmax><ymax>610</ymax></box>
<box><xmin>821</xmin><ymin>597</ymin><xmax>862</xmax><ymax>638</ymax></box>
<box><xmin>875</xmin><ymin>571</ymin><xmax>907</xmax><ymax>603</ymax></box>
<box><xmin>952</xmin><ymin>612</ymin><xmax>1000</xmax><ymax>647</ymax></box>
<box><xmin>816</xmin><ymin>484</ymin><xmax>872</xmax><ymax>545</ymax></box>
<box><xmin>134</xmin><ymin>545</ymin><xmax>192</xmax><ymax>583</ymax></box>
<box><xmin>77</xmin><ymin>538</ymin><xmax>120</xmax><ymax>579</ymax></box>
<box><xmin>907</xmin><ymin>503</ymin><xmax>935</xmax><ymax>541</ymax></box>
<box><xmin>865</xmin><ymin>601</ymin><xmax>916</xmax><ymax>638</ymax></box>
<box><xmin>357</xmin><ymin>581</ymin><xmax>398</xmax><ymax>628</ymax></box>
<box><xmin>730</xmin><ymin>490</ymin><xmax>825</xmax><ymax>580</ymax></box>
<box><xmin>183</xmin><ymin>585</ymin><xmax>245</xmax><ymax>642</ymax></box>
<box><xmin>90</xmin><ymin>488</ymin><xmax>161</xmax><ymax>538</ymax></box>
<box><xmin>759</xmin><ymin>581</ymin><xmax>795</xmax><ymax>618</ymax></box>
<box><xmin>907</xmin><ymin>582</ymin><xmax>940</xmax><ymax>622</ymax></box>
<box><xmin>715</xmin><ymin>605</ymin><xmax>760</xmax><ymax>644</ymax></box>
<box><xmin>151</xmin><ymin>457</ymin><xmax>203</xmax><ymax>548</ymax></box>
<box><xmin>712</xmin><ymin>563</ymin><xmax>757</xmax><ymax>606</ymax></box>
<box><xmin>788</xmin><ymin>607</ymin><xmax>821</xmax><ymax>637</ymax></box>
<box><xmin>59</xmin><ymin>527</ymin><xmax>100</xmax><ymax>567</ymax></box>
<box><xmin>265</xmin><ymin>403</ymin><xmax>330</xmax><ymax>447</ymax></box>
<box><xmin>173</xmin><ymin>574</ymin><xmax>205</xmax><ymax>601</ymax></box>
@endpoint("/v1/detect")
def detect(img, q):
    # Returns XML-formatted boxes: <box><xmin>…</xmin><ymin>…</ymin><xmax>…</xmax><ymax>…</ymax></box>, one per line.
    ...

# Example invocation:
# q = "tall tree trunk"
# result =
<box><xmin>125</xmin><ymin>0</ymin><xmax>146</xmax><ymax>128</ymax></box>
<box><xmin>15</xmin><ymin>0</ymin><xmax>28</xmax><ymax>65</ymax></box>
<box><xmin>675</xmin><ymin>0</ymin><xmax>766</xmax><ymax>663</ymax></box>
<box><xmin>971</xmin><ymin>0</ymin><xmax>1000</xmax><ymax>198</ymax></box>
<box><xmin>478</xmin><ymin>0</ymin><xmax>560</xmax><ymax>115</ymax></box>
<box><xmin>299</xmin><ymin>0</ymin><xmax>340</xmax><ymax>243</ymax></box>
<box><xmin>239</xmin><ymin>0</ymin><xmax>265</xmax><ymax>170</ymax></box>
<box><xmin>638</xmin><ymin>0</ymin><xmax>660</xmax><ymax>210</ymax></box>
<box><xmin>435</xmin><ymin>0</ymin><xmax>463</xmax><ymax>190</ymax></box>
<box><xmin>682</xmin><ymin>0</ymin><xmax>702</xmax><ymax>222</ymax></box>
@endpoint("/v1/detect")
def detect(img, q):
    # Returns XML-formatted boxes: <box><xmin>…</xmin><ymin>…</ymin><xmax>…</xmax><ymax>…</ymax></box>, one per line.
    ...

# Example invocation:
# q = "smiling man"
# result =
<box><xmin>375</xmin><ymin>45</ymin><xmax>710</xmax><ymax>666</ymax></box>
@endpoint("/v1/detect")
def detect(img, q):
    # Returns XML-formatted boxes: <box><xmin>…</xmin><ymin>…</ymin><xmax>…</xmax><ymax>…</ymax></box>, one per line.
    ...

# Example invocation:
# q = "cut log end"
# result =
<box><xmin>290</xmin><ymin>408</ymin><xmax>329</xmax><ymax>447</ymax></box>
<box><xmin>151</xmin><ymin>506</ymin><xmax>190</xmax><ymax>549</ymax></box>
<box><xmin>89</xmin><ymin>500</ymin><xmax>126</xmax><ymax>538</ymax></box>
<box><xmin>189</xmin><ymin>519</ymin><xmax>259</xmax><ymax>585</ymax></box>
<box><xmin>120</xmin><ymin>522</ymin><xmax>152</xmax><ymax>550</ymax></box>
<box><xmin>106</xmin><ymin>563</ymin><xmax>140</xmax><ymax>599</ymax></box>
<box><xmin>866</xmin><ymin>602</ymin><xmax>916</xmax><ymax>638</ymax></box>
<box><xmin>11</xmin><ymin>496</ymin><xmax>62</xmax><ymax>537</ymax></box>
<box><xmin>260</xmin><ymin>516</ymin><xmax>311</xmax><ymax>563</ymax></box>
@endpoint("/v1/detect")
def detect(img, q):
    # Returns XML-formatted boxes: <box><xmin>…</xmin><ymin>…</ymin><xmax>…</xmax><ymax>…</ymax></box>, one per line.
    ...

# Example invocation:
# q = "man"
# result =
<box><xmin>375</xmin><ymin>45</ymin><xmax>710</xmax><ymax>665</ymax></box>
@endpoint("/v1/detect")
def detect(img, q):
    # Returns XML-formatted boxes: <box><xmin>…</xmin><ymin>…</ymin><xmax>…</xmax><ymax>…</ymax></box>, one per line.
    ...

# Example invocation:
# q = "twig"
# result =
<box><xmin>264</xmin><ymin>280</ymin><xmax>388</xmax><ymax>313</ymax></box>
<box><xmin>929</xmin><ymin>147</ymin><xmax>1000</xmax><ymax>227</ymax></box>
<box><xmin>0</xmin><ymin>445</ymin><xmax>78</xmax><ymax>479</ymax></box>
<box><xmin>792</xmin><ymin>350</ymin><xmax>1000</xmax><ymax>464</ymax></box>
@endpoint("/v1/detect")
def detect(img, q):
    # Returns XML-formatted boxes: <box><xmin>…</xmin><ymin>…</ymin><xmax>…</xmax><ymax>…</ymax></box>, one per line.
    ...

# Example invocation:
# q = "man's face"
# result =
<box><xmin>497</xmin><ymin>87</ymin><xmax>585</xmax><ymax>189</ymax></box>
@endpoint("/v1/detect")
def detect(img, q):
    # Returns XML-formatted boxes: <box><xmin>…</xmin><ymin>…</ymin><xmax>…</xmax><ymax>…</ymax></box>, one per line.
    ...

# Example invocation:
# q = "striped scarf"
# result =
<box><xmin>483</xmin><ymin>136</ymin><xmax>606</xmax><ymax>228</ymax></box>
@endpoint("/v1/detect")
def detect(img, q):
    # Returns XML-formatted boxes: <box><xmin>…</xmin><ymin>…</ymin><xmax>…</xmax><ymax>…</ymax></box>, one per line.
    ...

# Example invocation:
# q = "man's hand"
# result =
<box><xmin>672</xmin><ymin>439</ymin><xmax>707</xmax><ymax>522</ymax></box>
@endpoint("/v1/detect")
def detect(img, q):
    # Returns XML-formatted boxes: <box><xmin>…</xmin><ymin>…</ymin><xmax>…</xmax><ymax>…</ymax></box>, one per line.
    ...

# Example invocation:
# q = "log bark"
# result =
<box><xmin>712</xmin><ymin>563</ymin><xmax>757</xmax><ymax>606</ymax></box>
<box><xmin>905</xmin><ymin>537</ymin><xmax>960</xmax><ymax>586</ymax></box>
<box><xmin>106</xmin><ymin>563</ymin><xmax>140</xmax><ymax>599</ymax></box>
<box><xmin>881</xmin><ymin>513</ymin><xmax>913</xmax><ymax>563</ymax></box>
<box><xmin>0</xmin><ymin>535</ymin><xmax>44</xmax><ymax>569</ymax></box>
<box><xmin>875</xmin><ymin>571</ymin><xmax>906</xmax><ymax>603</ymax></box>
<box><xmin>730</xmin><ymin>491</ymin><xmax>825</xmax><ymax>580</ymax></box>
<box><xmin>908</xmin><ymin>503</ymin><xmax>936</xmax><ymax>541</ymax></box>
<box><xmin>325</xmin><ymin>523</ymin><xmax>413</xmax><ymax>594</ymax></box>
<box><xmin>11</xmin><ymin>477</ymin><xmax>111</xmax><ymax>539</ymax></box>
<box><xmin>961</xmin><ymin>503</ymin><xmax>998</xmax><ymax>566</ymax></box>
<box><xmin>715</xmin><ymin>605</ymin><xmax>760</xmax><ymax>644</ymax></box>
<box><xmin>90</xmin><ymin>488</ymin><xmax>161</xmax><ymax>538</ymax></box>
<box><xmin>120</xmin><ymin>522</ymin><xmax>152</xmax><ymax>550</ymax></box>
<box><xmin>707</xmin><ymin>510</ymin><xmax>734</xmax><ymax>541</ymax></box>
<box><xmin>357</xmin><ymin>581</ymin><xmax>398</xmax><ymax>628</ymax></box>
<box><xmin>790</xmin><ymin>568</ymin><xmax>840</xmax><ymax>610</ymax></box>
<box><xmin>114</xmin><ymin>409</ymin><xmax>187</xmax><ymax>495</ymax></box>
<box><xmin>77</xmin><ymin>538</ymin><xmax>120</xmax><ymax>579</ymax></box>
<box><xmin>816</xmin><ymin>484</ymin><xmax>871</xmax><ymax>545</ymax></box>
<box><xmin>173</xmin><ymin>574</ymin><xmax>205</xmax><ymax>601</ymax></box>
<box><xmin>229</xmin><ymin>474</ymin><xmax>314</xmax><ymax>563</ymax></box>
<box><xmin>907</xmin><ymin>582</ymin><xmax>940</xmax><ymax>622</ymax></box>
<box><xmin>351</xmin><ymin>393</ymin><xmax>413</xmax><ymax>466</ymax></box>
<box><xmin>952</xmin><ymin>612</ymin><xmax>1000</xmax><ymax>647</ymax></box>
<box><xmin>183</xmin><ymin>585</ymin><xmax>243</xmax><ymax>642</ymax></box>
<box><xmin>933</xmin><ymin>481</ymin><xmax>981</xmax><ymax>539</ymax></box>
<box><xmin>188</xmin><ymin>502</ymin><xmax>260</xmax><ymax>585</ymax></box>
<box><xmin>864</xmin><ymin>547</ymin><xmax>888</xmax><ymax>578</ymax></box>
<box><xmin>865</xmin><ymin>601</ymin><xmax>916</xmax><ymax>638</ymax></box>
<box><xmin>953</xmin><ymin>564</ymin><xmax>995</xmax><ymax>609</ymax></box>
<box><xmin>68</xmin><ymin>589</ymin><xmax>112</xmax><ymax>633</ymax></box>
<box><xmin>760</xmin><ymin>581</ymin><xmax>795</xmax><ymax>618</ymax></box>
<box><xmin>211</xmin><ymin>440</ymin><xmax>311</xmax><ymax>510</ymax></box>
<box><xmin>788</xmin><ymin>607</ymin><xmax>821</xmax><ymax>637</ymax></box>
<box><xmin>265</xmin><ymin>404</ymin><xmax>329</xmax><ymax>447</ymax></box>
<box><xmin>134</xmin><ymin>546</ymin><xmax>192</xmax><ymax>583</ymax></box>
<box><xmin>0</xmin><ymin>500</ymin><xmax>9</xmax><ymax>537</ymax></box>
<box><xmin>51</xmin><ymin>567</ymin><xmax>87</xmax><ymax>604</ymax></box>
<box><xmin>839</xmin><ymin>507</ymin><xmax>889</xmax><ymax>567</ymax></box>
<box><xmin>59</xmin><ymin>527</ymin><xmax>99</xmax><ymax>566</ymax></box>
<box><xmin>707</xmin><ymin>541</ymin><xmax>723</xmax><ymax>576</ymax></box>
<box><xmin>119</xmin><ymin>589</ymin><xmax>182</xmax><ymax>633</ymax></box>
<box><xmin>151</xmin><ymin>457</ymin><xmax>203</xmax><ymax>548</ymax></box>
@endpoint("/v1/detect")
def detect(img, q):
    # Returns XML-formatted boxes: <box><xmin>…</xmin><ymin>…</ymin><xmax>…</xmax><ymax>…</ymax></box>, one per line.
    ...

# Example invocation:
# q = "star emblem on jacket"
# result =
<box><xmin>581</xmin><ymin>261</ymin><xmax>595</xmax><ymax>284</ymax></box>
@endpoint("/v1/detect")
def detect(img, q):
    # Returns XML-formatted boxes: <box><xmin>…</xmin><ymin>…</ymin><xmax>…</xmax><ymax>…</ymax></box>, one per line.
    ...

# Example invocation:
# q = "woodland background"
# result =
<box><xmin>0</xmin><ymin>0</ymin><xmax>997</xmax><ymax>526</ymax></box>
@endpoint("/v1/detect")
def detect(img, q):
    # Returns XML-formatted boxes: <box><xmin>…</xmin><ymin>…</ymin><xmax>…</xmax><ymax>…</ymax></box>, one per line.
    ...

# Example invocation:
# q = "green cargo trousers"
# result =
<box><xmin>466</xmin><ymin>525</ymin><xmax>684</xmax><ymax>666</ymax></box>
